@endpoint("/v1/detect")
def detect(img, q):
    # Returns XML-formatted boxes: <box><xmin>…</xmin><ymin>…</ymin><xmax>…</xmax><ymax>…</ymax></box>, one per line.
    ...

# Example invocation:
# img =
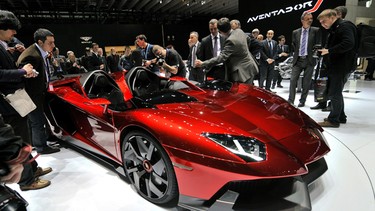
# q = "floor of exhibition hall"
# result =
<box><xmin>7</xmin><ymin>78</ymin><xmax>375</xmax><ymax>211</ymax></box>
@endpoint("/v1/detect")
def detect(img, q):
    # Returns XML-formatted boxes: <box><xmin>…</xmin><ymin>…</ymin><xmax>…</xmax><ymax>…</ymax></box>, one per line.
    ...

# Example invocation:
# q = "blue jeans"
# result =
<box><xmin>28</xmin><ymin>106</ymin><xmax>49</xmax><ymax>152</ymax></box>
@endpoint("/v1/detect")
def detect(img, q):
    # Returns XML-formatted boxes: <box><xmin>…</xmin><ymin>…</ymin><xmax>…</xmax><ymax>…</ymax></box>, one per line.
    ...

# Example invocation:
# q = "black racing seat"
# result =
<box><xmin>133</xmin><ymin>69</ymin><xmax>152</xmax><ymax>96</ymax></box>
<box><xmin>87</xmin><ymin>73</ymin><xmax>126</xmax><ymax>110</ymax></box>
<box><xmin>128</xmin><ymin>68</ymin><xmax>160</xmax><ymax>97</ymax></box>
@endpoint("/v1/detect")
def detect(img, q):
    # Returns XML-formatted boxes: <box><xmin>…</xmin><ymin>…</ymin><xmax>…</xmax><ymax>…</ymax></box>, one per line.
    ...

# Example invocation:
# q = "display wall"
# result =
<box><xmin>237</xmin><ymin>0</ymin><xmax>346</xmax><ymax>43</ymax></box>
<box><xmin>15</xmin><ymin>0</ymin><xmax>347</xmax><ymax>59</ymax></box>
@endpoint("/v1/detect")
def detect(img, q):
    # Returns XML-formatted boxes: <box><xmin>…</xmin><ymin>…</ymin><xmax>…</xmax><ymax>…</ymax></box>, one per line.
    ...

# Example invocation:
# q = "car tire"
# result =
<box><xmin>122</xmin><ymin>130</ymin><xmax>178</xmax><ymax>205</ymax></box>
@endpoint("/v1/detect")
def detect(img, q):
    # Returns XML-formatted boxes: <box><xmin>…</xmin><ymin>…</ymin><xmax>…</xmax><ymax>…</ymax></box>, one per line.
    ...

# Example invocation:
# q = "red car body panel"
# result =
<box><xmin>47</xmin><ymin>70</ymin><xmax>330</xmax><ymax>201</ymax></box>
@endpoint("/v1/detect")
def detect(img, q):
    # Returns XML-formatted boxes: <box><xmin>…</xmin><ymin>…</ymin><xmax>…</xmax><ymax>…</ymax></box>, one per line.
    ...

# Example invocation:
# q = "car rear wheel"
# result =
<box><xmin>122</xmin><ymin>131</ymin><xmax>178</xmax><ymax>205</ymax></box>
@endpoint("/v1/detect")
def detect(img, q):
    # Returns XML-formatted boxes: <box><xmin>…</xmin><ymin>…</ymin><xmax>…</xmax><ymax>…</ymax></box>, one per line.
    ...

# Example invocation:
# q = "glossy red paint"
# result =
<box><xmin>46</xmin><ymin>69</ymin><xmax>330</xmax><ymax>203</ymax></box>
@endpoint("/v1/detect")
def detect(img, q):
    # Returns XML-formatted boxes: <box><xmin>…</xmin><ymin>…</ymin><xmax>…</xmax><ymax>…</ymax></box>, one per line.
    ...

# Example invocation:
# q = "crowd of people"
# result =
<box><xmin>0</xmin><ymin>4</ymin><xmax>368</xmax><ymax>208</ymax></box>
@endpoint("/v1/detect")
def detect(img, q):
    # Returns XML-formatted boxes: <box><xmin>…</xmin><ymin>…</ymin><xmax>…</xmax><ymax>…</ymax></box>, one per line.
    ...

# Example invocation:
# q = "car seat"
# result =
<box><xmin>87</xmin><ymin>73</ymin><xmax>126</xmax><ymax>110</ymax></box>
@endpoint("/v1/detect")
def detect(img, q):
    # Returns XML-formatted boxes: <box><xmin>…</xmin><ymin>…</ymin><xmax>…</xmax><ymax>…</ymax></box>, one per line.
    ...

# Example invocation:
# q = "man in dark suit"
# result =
<box><xmin>195</xmin><ymin>17</ymin><xmax>258</xmax><ymax>84</ymax></box>
<box><xmin>316</xmin><ymin>9</ymin><xmax>357</xmax><ymax>127</ymax></box>
<box><xmin>187</xmin><ymin>31</ymin><xmax>204</xmax><ymax>83</ymax></box>
<box><xmin>260</xmin><ymin>30</ymin><xmax>278</xmax><ymax>90</ymax></box>
<box><xmin>17</xmin><ymin>28</ymin><xmax>60</xmax><ymax>155</ymax></box>
<box><xmin>87</xmin><ymin>43</ymin><xmax>105</xmax><ymax>71</ymax></box>
<box><xmin>272</xmin><ymin>35</ymin><xmax>290</xmax><ymax>89</ymax></box>
<box><xmin>1</xmin><ymin>10</ymin><xmax>52</xmax><ymax>191</ymax></box>
<box><xmin>197</xmin><ymin>19</ymin><xmax>226</xmax><ymax>80</ymax></box>
<box><xmin>288</xmin><ymin>12</ymin><xmax>321</xmax><ymax>107</ymax></box>
<box><xmin>107</xmin><ymin>48</ymin><xmax>122</xmax><ymax>73</ymax></box>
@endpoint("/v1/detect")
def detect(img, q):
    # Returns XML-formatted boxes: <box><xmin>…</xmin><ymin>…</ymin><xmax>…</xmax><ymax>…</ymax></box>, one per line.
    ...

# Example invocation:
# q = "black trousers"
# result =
<box><xmin>326</xmin><ymin>72</ymin><xmax>350</xmax><ymax>124</ymax></box>
<box><xmin>259</xmin><ymin>63</ymin><xmax>275</xmax><ymax>90</ymax></box>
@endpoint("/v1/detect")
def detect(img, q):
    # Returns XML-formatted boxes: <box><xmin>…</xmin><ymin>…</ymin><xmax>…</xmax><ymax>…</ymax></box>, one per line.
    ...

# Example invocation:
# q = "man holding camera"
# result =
<box><xmin>152</xmin><ymin>45</ymin><xmax>186</xmax><ymax>78</ymax></box>
<box><xmin>288</xmin><ymin>11</ymin><xmax>321</xmax><ymax>107</ymax></box>
<box><xmin>316</xmin><ymin>9</ymin><xmax>357</xmax><ymax>127</ymax></box>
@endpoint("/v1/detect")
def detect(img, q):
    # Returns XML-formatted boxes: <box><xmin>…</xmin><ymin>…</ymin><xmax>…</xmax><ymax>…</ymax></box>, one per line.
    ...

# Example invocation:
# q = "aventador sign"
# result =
<box><xmin>247</xmin><ymin>0</ymin><xmax>323</xmax><ymax>23</ymax></box>
<box><xmin>238</xmin><ymin>0</ymin><xmax>344</xmax><ymax>45</ymax></box>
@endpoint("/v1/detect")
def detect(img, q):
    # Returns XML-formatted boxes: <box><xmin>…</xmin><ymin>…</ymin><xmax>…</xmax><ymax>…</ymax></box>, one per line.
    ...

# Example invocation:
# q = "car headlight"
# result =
<box><xmin>203</xmin><ymin>133</ymin><xmax>266</xmax><ymax>162</ymax></box>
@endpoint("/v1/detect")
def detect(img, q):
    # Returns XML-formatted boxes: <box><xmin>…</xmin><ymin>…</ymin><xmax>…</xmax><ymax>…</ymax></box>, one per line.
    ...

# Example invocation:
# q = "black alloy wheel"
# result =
<box><xmin>122</xmin><ymin>131</ymin><xmax>178</xmax><ymax>205</ymax></box>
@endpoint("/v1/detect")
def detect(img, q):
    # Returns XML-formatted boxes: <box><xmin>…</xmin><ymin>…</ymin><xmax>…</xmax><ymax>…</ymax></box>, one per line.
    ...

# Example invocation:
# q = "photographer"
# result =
<box><xmin>152</xmin><ymin>45</ymin><xmax>186</xmax><ymax>78</ymax></box>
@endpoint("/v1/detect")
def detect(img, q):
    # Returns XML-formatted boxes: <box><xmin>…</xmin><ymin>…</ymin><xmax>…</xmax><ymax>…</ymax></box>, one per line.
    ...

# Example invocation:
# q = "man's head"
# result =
<box><xmin>189</xmin><ymin>31</ymin><xmax>199</xmax><ymax>46</ymax></box>
<box><xmin>136</xmin><ymin>34</ymin><xmax>148</xmax><ymax>48</ymax></box>
<box><xmin>334</xmin><ymin>6</ymin><xmax>347</xmax><ymax>19</ymax></box>
<box><xmin>266</xmin><ymin>30</ymin><xmax>274</xmax><ymax>40</ymax></box>
<box><xmin>97</xmin><ymin>47</ymin><xmax>103</xmax><ymax>56</ymax></box>
<box><xmin>110</xmin><ymin>48</ymin><xmax>116</xmax><ymax>55</ymax></box>
<box><xmin>0</xmin><ymin>10</ymin><xmax>21</xmax><ymax>42</ymax></box>
<box><xmin>34</xmin><ymin>28</ymin><xmax>55</xmax><ymax>52</ymax></box>
<box><xmin>230</xmin><ymin>19</ymin><xmax>241</xmax><ymax>30</ymax></box>
<box><xmin>301</xmin><ymin>12</ymin><xmax>313</xmax><ymax>29</ymax></box>
<box><xmin>67</xmin><ymin>51</ymin><xmax>76</xmax><ymax>61</ymax></box>
<box><xmin>217</xmin><ymin>17</ymin><xmax>231</xmax><ymax>37</ymax></box>
<box><xmin>317</xmin><ymin>9</ymin><xmax>338</xmax><ymax>30</ymax></box>
<box><xmin>209</xmin><ymin>19</ymin><xmax>218</xmax><ymax>36</ymax></box>
<box><xmin>278</xmin><ymin>35</ymin><xmax>286</xmax><ymax>45</ymax></box>
<box><xmin>124</xmin><ymin>46</ymin><xmax>131</xmax><ymax>56</ymax></box>
<box><xmin>257</xmin><ymin>34</ymin><xmax>264</xmax><ymax>41</ymax></box>
<box><xmin>152</xmin><ymin>45</ymin><xmax>166</xmax><ymax>58</ymax></box>
<box><xmin>91</xmin><ymin>43</ymin><xmax>99</xmax><ymax>53</ymax></box>
<box><xmin>252</xmin><ymin>28</ymin><xmax>260</xmax><ymax>38</ymax></box>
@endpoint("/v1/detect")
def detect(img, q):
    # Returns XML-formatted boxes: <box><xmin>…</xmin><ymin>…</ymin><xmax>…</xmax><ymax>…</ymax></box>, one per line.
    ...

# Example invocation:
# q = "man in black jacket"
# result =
<box><xmin>317</xmin><ymin>9</ymin><xmax>357</xmax><ymax>127</ymax></box>
<box><xmin>1</xmin><ymin>10</ymin><xmax>52</xmax><ymax>191</ymax></box>
<box><xmin>197</xmin><ymin>19</ymin><xmax>226</xmax><ymax>80</ymax></box>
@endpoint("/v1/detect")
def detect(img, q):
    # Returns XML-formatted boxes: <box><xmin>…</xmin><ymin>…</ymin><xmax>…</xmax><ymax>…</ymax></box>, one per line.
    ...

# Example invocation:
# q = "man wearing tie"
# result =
<box><xmin>272</xmin><ymin>35</ymin><xmax>290</xmax><ymax>89</ymax></box>
<box><xmin>288</xmin><ymin>12</ymin><xmax>321</xmax><ymax>107</ymax></box>
<box><xmin>260</xmin><ymin>30</ymin><xmax>278</xmax><ymax>91</ymax></box>
<box><xmin>187</xmin><ymin>31</ymin><xmax>203</xmax><ymax>82</ymax></box>
<box><xmin>17</xmin><ymin>28</ymin><xmax>60</xmax><ymax>154</ymax></box>
<box><xmin>197</xmin><ymin>19</ymin><xmax>226</xmax><ymax>80</ymax></box>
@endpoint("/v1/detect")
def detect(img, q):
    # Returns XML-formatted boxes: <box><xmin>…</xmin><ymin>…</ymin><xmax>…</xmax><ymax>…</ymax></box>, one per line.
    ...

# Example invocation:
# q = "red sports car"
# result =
<box><xmin>46</xmin><ymin>67</ymin><xmax>330</xmax><ymax>210</ymax></box>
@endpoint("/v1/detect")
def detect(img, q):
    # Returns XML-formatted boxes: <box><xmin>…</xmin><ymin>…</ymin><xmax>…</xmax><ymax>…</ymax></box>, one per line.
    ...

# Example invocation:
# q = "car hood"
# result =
<box><xmin>157</xmin><ymin>85</ymin><xmax>312</xmax><ymax>142</ymax></box>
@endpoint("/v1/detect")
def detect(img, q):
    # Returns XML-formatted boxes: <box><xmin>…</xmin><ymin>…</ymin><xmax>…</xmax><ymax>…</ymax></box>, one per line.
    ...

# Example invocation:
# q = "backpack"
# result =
<box><xmin>357</xmin><ymin>23</ymin><xmax>375</xmax><ymax>58</ymax></box>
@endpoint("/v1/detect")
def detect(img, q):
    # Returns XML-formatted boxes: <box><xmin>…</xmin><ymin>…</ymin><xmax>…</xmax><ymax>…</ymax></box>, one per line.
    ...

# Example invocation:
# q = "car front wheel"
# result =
<box><xmin>122</xmin><ymin>131</ymin><xmax>178</xmax><ymax>205</ymax></box>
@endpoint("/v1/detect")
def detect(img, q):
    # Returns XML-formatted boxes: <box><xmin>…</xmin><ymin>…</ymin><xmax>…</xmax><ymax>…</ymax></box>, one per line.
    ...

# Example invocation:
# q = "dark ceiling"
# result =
<box><xmin>0</xmin><ymin>0</ymin><xmax>239</xmax><ymax>24</ymax></box>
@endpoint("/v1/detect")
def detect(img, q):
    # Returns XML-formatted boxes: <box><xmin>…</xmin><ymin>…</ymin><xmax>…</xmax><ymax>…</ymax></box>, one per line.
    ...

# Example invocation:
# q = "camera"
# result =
<box><xmin>156</xmin><ymin>55</ymin><xmax>165</xmax><ymax>66</ymax></box>
<box><xmin>312</xmin><ymin>44</ymin><xmax>322</xmax><ymax>58</ymax></box>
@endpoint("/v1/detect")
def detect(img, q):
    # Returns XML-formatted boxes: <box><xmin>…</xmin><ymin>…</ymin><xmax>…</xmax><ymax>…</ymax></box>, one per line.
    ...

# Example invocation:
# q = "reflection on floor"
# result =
<box><xmin>8</xmin><ymin>79</ymin><xmax>375</xmax><ymax>211</ymax></box>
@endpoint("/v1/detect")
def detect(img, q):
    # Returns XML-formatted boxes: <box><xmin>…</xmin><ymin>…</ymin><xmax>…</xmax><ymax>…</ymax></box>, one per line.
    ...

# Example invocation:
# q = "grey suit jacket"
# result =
<box><xmin>201</xmin><ymin>29</ymin><xmax>259</xmax><ymax>83</ymax></box>
<box><xmin>291</xmin><ymin>26</ymin><xmax>321</xmax><ymax>66</ymax></box>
